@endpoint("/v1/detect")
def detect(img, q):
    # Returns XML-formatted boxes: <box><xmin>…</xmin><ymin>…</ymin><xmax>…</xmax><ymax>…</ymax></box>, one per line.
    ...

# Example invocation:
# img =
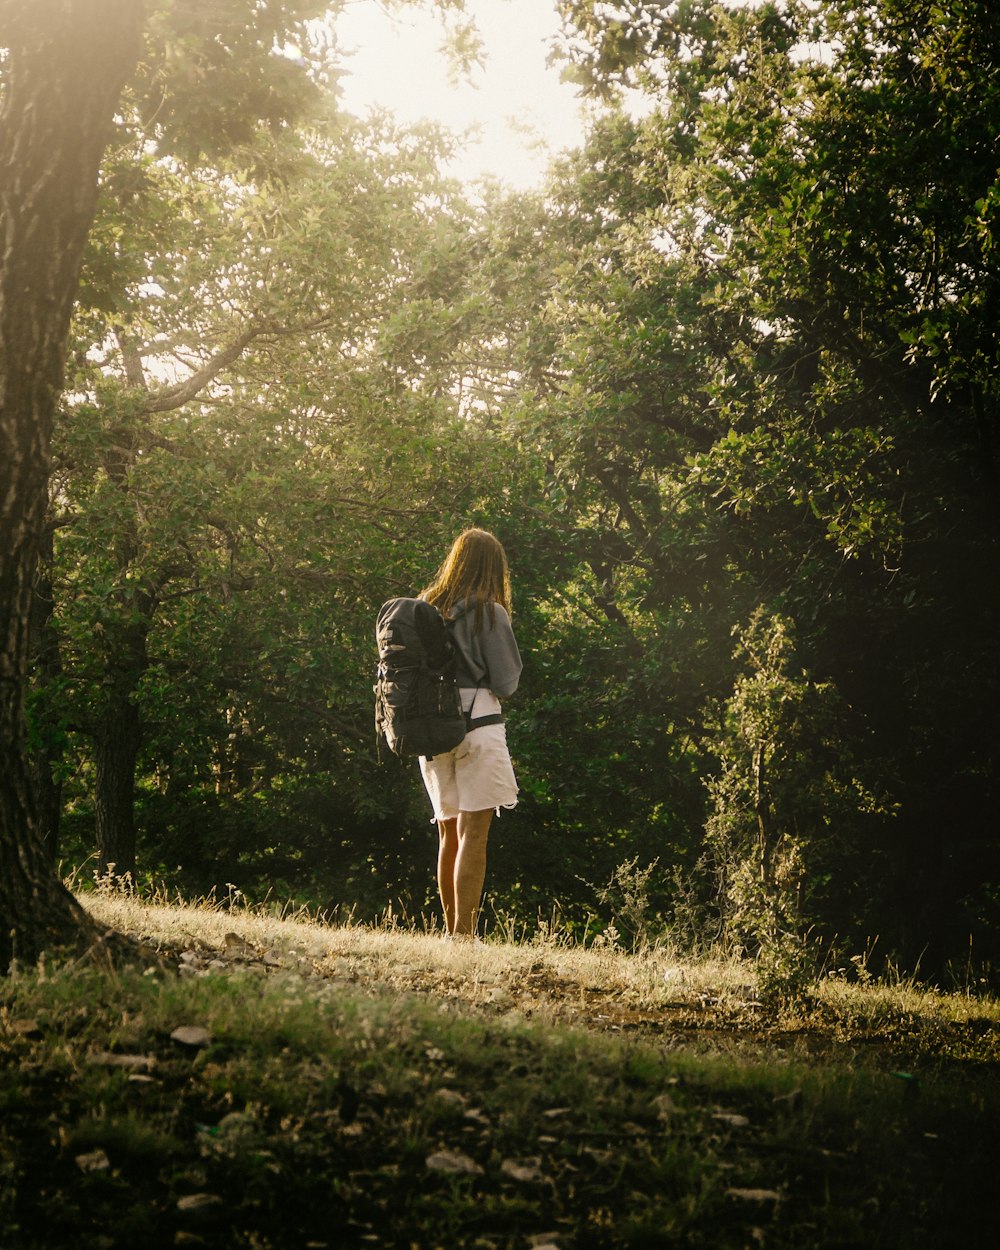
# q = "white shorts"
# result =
<box><xmin>419</xmin><ymin>690</ymin><xmax>518</xmax><ymax>822</ymax></box>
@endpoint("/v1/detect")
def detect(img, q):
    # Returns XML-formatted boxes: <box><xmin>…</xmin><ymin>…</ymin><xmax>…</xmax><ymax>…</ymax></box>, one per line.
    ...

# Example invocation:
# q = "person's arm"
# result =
<box><xmin>482</xmin><ymin>604</ymin><xmax>522</xmax><ymax>698</ymax></box>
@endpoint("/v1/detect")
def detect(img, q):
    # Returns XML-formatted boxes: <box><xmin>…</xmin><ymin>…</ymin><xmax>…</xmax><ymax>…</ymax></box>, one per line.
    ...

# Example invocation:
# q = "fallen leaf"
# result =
<box><xmin>652</xmin><ymin>1093</ymin><xmax>678</xmax><ymax>1119</ymax></box>
<box><xmin>87</xmin><ymin>1052</ymin><xmax>156</xmax><ymax>1071</ymax></box>
<box><xmin>10</xmin><ymin>1019</ymin><xmax>42</xmax><ymax>1038</ymax></box>
<box><xmin>425</xmin><ymin>1149</ymin><xmax>483</xmax><ymax>1175</ymax></box>
<box><xmin>177</xmin><ymin>1194</ymin><xmax>224</xmax><ymax>1213</ymax></box>
<box><xmin>726</xmin><ymin>1187</ymin><xmax>781</xmax><ymax>1203</ymax></box>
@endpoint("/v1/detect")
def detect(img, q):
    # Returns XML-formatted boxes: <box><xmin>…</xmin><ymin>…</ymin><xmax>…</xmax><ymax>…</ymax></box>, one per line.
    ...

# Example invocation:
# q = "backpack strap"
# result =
<box><xmin>425</xmin><ymin>688</ymin><xmax>504</xmax><ymax>759</ymax></box>
<box><xmin>464</xmin><ymin>685</ymin><xmax>503</xmax><ymax>733</ymax></box>
<box><xmin>467</xmin><ymin>711</ymin><xmax>504</xmax><ymax>731</ymax></box>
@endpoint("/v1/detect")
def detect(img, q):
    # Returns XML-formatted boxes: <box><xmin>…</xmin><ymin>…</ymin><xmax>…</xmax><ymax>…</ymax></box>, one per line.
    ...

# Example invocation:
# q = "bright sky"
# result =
<box><xmin>333</xmin><ymin>0</ymin><xmax>589</xmax><ymax>189</ymax></box>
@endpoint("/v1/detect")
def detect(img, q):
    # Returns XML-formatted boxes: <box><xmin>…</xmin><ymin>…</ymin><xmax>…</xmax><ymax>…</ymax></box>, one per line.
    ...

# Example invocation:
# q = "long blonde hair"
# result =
<box><xmin>421</xmin><ymin>528</ymin><xmax>512</xmax><ymax>632</ymax></box>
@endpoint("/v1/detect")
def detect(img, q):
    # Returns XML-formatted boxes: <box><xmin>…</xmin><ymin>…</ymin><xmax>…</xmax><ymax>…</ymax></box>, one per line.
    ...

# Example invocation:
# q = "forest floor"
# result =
<box><xmin>2</xmin><ymin>893</ymin><xmax>999</xmax><ymax>1249</ymax></box>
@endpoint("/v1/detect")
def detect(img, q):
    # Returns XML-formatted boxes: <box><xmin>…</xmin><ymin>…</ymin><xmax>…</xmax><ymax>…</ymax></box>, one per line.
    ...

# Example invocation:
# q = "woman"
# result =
<box><xmin>419</xmin><ymin>528</ymin><xmax>522</xmax><ymax>937</ymax></box>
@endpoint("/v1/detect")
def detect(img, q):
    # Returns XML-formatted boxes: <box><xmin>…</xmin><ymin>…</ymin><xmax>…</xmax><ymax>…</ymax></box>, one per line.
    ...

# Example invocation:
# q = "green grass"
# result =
<box><xmin>1</xmin><ymin>894</ymin><xmax>998</xmax><ymax>1248</ymax></box>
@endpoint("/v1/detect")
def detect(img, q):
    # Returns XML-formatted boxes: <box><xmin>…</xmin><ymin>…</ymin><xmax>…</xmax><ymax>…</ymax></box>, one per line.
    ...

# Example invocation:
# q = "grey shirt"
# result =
<box><xmin>447</xmin><ymin>599</ymin><xmax>522</xmax><ymax>698</ymax></box>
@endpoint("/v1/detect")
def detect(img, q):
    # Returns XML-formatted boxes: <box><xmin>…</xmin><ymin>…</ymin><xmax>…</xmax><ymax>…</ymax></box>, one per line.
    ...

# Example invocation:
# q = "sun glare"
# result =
<box><xmin>333</xmin><ymin>0</ymin><xmax>587</xmax><ymax>189</ymax></box>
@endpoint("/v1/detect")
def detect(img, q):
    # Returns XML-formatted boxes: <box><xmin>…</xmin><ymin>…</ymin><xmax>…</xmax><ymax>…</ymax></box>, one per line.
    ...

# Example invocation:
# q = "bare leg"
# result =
<box><xmin>437</xmin><ymin>818</ymin><xmax>458</xmax><ymax>935</ymax></box>
<box><xmin>452</xmin><ymin>807</ymin><xmax>493</xmax><ymax>936</ymax></box>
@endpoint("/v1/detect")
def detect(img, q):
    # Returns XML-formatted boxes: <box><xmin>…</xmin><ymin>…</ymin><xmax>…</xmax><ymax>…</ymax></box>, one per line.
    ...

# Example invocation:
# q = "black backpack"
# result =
<box><xmin>374</xmin><ymin>597</ymin><xmax>503</xmax><ymax>759</ymax></box>
<box><xmin>374</xmin><ymin>597</ymin><xmax>465</xmax><ymax>759</ymax></box>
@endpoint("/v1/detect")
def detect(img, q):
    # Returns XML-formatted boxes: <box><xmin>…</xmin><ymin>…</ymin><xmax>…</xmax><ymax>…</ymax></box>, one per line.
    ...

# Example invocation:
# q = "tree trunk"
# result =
<box><xmin>95</xmin><ymin>695</ymin><xmax>142</xmax><ymax>884</ymax></box>
<box><xmin>0</xmin><ymin>1</ymin><xmax>143</xmax><ymax>969</ymax></box>
<box><xmin>29</xmin><ymin>527</ymin><xmax>64</xmax><ymax>860</ymax></box>
<box><xmin>93</xmin><ymin>615</ymin><xmax>150</xmax><ymax>883</ymax></box>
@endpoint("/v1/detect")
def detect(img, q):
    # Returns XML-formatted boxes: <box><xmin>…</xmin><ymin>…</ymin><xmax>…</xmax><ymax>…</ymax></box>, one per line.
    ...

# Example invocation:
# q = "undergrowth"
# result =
<box><xmin>1</xmin><ymin>892</ymin><xmax>997</xmax><ymax>1249</ymax></box>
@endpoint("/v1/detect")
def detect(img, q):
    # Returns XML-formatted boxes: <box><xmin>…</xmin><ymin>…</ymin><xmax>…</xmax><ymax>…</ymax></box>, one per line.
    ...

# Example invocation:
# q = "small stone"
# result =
<box><xmin>425</xmin><ymin>1149</ymin><xmax>483</xmax><ymax>1175</ymax></box>
<box><xmin>76</xmin><ymin>1149</ymin><xmax>111</xmax><ymax>1173</ymax></box>
<box><xmin>434</xmin><ymin>1089</ymin><xmax>468</xmax><ymax>1109</ymax></box>
<box><xmin>500</xmin><ymin>1158</ymin><xmax>549</xmax><ymax>1184</ymax></box>
<box><xmin>713</xmin><ymin>1112</ymin><xmax>750</xmax><ymax>1128</ymax></box>
<box><xmin>170</xmin><ymin>1026</ymin><xmax>212</xmax><ymax>1049</ymax></box>
<box><xmin>216</xmin><ymin>1111</ymin><xmax>255</xmax><ymax>1135</ymax></box>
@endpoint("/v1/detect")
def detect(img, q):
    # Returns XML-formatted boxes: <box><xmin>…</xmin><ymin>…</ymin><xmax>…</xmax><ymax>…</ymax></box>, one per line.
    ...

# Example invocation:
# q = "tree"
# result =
<box><xmin>522</xmin><ymin>0</ymin><xmax>1000</xmax><ymax>962</ymax></box>
<box><xmin>1</xmin><ymin>0</ymin><xmax>344</xmax><ymax>964</ymax></box>
<box><xmin>704</xmin><ymin>609</ymin><xmax>887</xmax><ymax>988</ymax></box>
<box><xmin>0</xmin><ymin>0</ymin><xmax>144</xmax><ymax>966</ymax></box>
<box><xmin>15</xmin><ymin>38</ymin><xmax>549</xmax><ymax>905</ymax></box>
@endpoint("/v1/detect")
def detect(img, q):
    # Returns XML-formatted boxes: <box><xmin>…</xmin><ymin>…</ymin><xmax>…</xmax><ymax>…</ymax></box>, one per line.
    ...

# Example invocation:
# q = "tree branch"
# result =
<box><xmin>140</xmin><ymin>327</ymin><xmax>258</xmax><ymax>414</ymax></box>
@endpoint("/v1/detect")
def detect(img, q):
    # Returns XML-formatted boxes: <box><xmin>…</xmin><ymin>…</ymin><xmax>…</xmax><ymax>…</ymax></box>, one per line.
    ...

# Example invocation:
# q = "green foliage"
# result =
<box><xmin>704</xmin><ymin>609</ymin><xmax>889</xmax><ymax>991</ymax></box>
<box><xmin>517</xmin><ymin>0</ymin><xmax>1000</xmax><ymax>970</ymax></box>
<box><xmin>134</xmin><ymin>0</ymin><xmax>336</xmax><ymax>166</ymax></box>
<box><xmin>23</xmin><ymin>0</ymin><xmax>1000</xmax><ymax>973</ymax></box>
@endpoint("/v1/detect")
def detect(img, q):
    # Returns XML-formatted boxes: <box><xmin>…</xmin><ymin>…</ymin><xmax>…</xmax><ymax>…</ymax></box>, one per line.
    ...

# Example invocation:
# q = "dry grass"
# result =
<box><xmin>80</xmin><ymin>889</ymin><xmax>1000</xmax><ymax>1042</ymax></box>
